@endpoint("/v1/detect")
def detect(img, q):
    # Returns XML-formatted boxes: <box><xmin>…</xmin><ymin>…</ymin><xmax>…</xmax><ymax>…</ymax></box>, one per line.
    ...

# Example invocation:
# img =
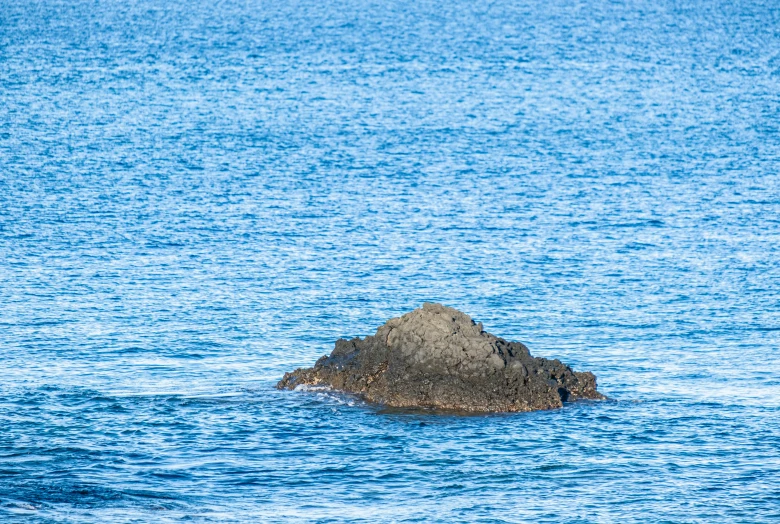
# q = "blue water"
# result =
<box><xmin>2</xmin><ymin>0</ymin><xmax>780</xmax><ymax>521</ymax></box>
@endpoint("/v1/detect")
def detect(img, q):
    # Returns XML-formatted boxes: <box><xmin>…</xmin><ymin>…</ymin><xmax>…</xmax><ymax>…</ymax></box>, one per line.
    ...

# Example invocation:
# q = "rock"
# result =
<box><xmin>277</xmin><ymin>303</ymin><xmax>605</xmax><ymax>412</ymax></box>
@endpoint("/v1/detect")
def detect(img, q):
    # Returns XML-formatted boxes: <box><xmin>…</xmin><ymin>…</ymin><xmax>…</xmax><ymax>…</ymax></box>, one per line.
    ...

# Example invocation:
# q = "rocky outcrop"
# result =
<box><xmin>277</xmin><ymin>303</ymin><xmax>604</xmax><ymax>412</ymax></box>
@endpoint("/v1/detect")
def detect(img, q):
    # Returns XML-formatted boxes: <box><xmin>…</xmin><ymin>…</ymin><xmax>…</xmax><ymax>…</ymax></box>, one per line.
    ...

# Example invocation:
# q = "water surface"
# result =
<box><xmin>1</xmin><ymin>0</ymin><xmax>780</xmax><ymax>521</ymax></box>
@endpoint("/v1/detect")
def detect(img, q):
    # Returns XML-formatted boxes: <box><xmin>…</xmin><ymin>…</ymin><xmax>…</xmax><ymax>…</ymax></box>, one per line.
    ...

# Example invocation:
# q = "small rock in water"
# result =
<box><xmin>277</xmin><ymin>303</ymin><xmax>604</xmax><ymax>412</ymax></box>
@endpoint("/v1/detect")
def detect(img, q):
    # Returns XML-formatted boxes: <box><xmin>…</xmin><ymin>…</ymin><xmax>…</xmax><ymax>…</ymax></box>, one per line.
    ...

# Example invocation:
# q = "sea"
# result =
<box><xmin>1</xmin><ymin>0</ymin><xmax>779</xmax><ymax>521</ymax></box>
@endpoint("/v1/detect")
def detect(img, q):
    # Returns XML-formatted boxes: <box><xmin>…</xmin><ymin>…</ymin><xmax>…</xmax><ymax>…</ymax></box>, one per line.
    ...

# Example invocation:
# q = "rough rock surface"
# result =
<box><xmin>277</xmin><ymin>303</ymin><xmax>604</xmax><ymax>412</ymax></box>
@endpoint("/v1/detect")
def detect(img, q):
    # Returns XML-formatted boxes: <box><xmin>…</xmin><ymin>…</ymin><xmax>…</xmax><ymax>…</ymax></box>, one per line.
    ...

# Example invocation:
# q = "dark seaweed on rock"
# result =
<box><xmin>277</xmin><ymin>303</ymin><xmax>604</xmax><ymax>412</ymax></box>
